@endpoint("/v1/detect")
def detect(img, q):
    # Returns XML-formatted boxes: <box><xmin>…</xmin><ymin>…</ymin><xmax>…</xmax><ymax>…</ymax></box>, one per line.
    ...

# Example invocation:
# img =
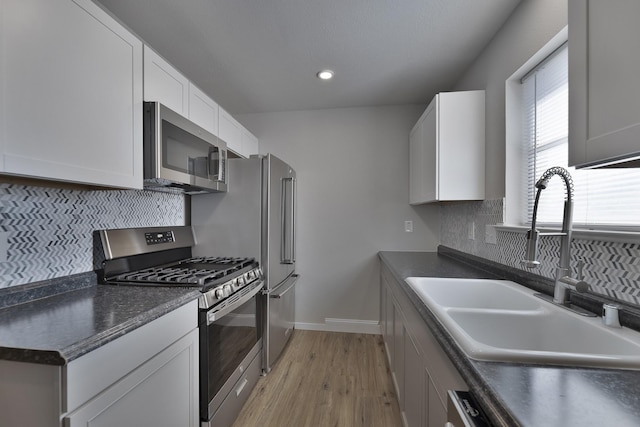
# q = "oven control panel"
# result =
<box><xmin>145</xmin><ymin>231</ymin><xmax>175</xmax><ymax>245</ymax></box>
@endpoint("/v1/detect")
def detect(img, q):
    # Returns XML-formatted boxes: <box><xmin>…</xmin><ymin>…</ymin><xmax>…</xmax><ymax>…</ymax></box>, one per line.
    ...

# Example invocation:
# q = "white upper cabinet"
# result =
<box><xmin>409</xmin><ymin>90</ymin><xmax>485</xmax><ymax>205</ymax></box>
<box><xmin>143</xmin><ymin>45</ymin><xmax>259</xmax><ymax>158</ymax></box>
<box><xmin>219</xmin><ymin>106</ymin><xmax>243</xmax><ymax>155</ymax></box>
<box><xmin>569</xmin><ymin>0</ymin><xmax>640</xmax><ymax>168</ymax></box>
<box><xmin>143</xmin><ymin>46</ymin><xmax>189</xmax><ymax>116</ymax></box>
<box><xmin>241</xmin><ymin>127</ymin><xmax>260</xmax><ymax>156</ymax></box>
<box><xmin>0</xmin><ymin>0</ymin><xmax>143</xmax><ymax>189</ymax></box>
<box><xmin>188</xmin><ymin>83</ymin><xmax>219</xmax><ymax>136</ymax></box>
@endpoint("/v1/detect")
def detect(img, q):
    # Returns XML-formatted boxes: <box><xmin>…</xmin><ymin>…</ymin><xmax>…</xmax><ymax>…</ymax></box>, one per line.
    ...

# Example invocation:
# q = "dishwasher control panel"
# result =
<box><xmin>447</xmin><ymin>390</ymin><xmax>493</xmax><ymax>427</ymax></box>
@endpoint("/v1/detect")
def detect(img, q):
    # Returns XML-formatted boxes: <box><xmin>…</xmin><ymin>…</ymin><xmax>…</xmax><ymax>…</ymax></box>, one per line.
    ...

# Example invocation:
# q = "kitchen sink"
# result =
<box><xmin>405</xmin><ymin>277</ymin><xmax>640</xmax><ymax>370</ymax></box>
<box><xmin>405</xmin><ymin>278</ymin><xmax>542</xmax><ymax>311</ymax></box>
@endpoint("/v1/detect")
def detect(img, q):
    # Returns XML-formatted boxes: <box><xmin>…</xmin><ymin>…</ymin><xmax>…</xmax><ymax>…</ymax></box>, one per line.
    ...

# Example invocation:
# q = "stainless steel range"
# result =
<box><xmin>98</xmin><ymin>226</ymin><xmax>263</xmax><ymax>427</ymax></box>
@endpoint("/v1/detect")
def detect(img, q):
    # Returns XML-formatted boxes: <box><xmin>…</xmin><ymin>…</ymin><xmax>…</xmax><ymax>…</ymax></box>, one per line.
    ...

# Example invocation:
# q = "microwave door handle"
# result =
<box><xmin>208</xmin><ymin>148</ymin><xmax>215</xmax><ymax>179</ymax></box>
<box><xmin>218</xmin><ymin>147</ymin><xmax>226</xmax><ymax>182</ymax></box>
<box><xmin>208</xmin><ymin>146</ymin><xmax>224</xmax><ymax>181</ymax></box>
<box><xmin>208</xmin><ymin>147</ymin><xmax>220</xmax><ymax>180</ymax></box>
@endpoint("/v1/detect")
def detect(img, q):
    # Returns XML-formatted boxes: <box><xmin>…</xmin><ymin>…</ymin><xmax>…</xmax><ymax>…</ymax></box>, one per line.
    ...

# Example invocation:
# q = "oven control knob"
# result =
<box><xmin>237</xmin><ymin>276</ymin><xmax>245</xmax><ymax>287</ymax></box>
<box><xmin>215</xmin><ymin>288</ymin><xmax>224</xmax><ymax>299</ymax></box>
<box><xmin>223</xmin><ymin>284</ymin><xmax>232</xmax><ymax>296</ymax></box>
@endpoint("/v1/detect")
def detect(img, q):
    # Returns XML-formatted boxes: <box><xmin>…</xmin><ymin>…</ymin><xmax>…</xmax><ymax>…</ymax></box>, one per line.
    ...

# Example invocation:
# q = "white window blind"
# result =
<box><xmin>522</xmin><ymin>44</ymin><xmax>640</xmax><ymax>229</ymax></box>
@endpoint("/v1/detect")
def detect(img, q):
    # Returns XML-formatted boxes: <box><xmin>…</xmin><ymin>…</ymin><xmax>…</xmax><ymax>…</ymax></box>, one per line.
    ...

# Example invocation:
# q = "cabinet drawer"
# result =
<box><xmin>207</xmin><ymin>350</ymin><xmax>261</xmax><ymax>427</ymax></box>
<box><xmin>65</xmin><ymin>300</ymin><xmax>197</xmax><ymax>413</ymax></box>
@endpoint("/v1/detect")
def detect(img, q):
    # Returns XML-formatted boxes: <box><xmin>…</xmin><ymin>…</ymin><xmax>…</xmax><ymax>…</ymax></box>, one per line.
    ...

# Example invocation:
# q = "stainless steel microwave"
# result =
<box><xmin>143</xmin><ymin>102</ymin><xmax>227</xmax><ymax>194</ymax></box>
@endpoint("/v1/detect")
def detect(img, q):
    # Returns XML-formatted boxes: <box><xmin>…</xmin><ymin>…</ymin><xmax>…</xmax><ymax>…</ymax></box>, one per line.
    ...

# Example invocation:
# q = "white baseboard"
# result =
<box><xmin>296</xmin><ymin>318</ymin><xmax>381</xmax><ymax>335</ymax></box>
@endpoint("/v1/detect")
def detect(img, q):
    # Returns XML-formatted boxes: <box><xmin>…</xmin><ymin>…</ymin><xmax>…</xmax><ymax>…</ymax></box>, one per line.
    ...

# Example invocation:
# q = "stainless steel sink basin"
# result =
<box><xmin>405</xmin><ymin>277</ymin><xmax>640</xmax><ymax>370</ymax></box>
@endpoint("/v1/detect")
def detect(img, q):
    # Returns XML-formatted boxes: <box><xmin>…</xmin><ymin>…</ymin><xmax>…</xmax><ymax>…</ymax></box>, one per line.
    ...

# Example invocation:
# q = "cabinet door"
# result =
<box><xmin>408</xmin><ymin>91</ymin><xmax>484</xmax><ymax>204</ymax></box>
<box><xmin>242</xmin><ymin>128</ymin><xmax>260</xmax><ymax>157</ymax></box>
<box><xmin>143</xmin><ymin>46</ymin><xmax>189</xmax><ymax>115</ymax></box>
<box><xmin>569</xmin><ymin>0</ymin><xmax>640</xmax><ymax>167</ymax></box>
<box><xmin>188</xmin><ymin>83</ymin><xmax>219</xmax><ymax>136</ymax></box>
<box><xmin>410</xmin><ymin>99</ymin><xmax>438</xmax><ymax>204</ymax></box>
<box><xmin>393</xmin><ymin>305</ymin><xmax>405</xmax><ymax>408</ymax></box>
<box><xmin>404</xmin><ymin>333</ymin><xmax>423</xmax><ymax>427</ymax></box>
<box><xmin>438</xmin><ymin>91</ymin><xmax>485</xmax><ymax>200</ymax></box>
<box><xmin>65</xmin><ymin>329</ymin><xmax>199</xmax><ymax>427</ymax></box>
<box><xmin>422</xmin><ymin>100</ymin><xmax>438</xmax><ymax>202</ymax></box>
<box><xmin>384</xmin><ymin>287</ymin><xmax>395</xmax><ymax>367</ymax></box>
<box><xmin>427</xmin><ymin>377</ymin><xmax>447</xmax><ymax>427</ymax></box>
<box><xmin>409</xmin><ymin>119</ymin><xmax>425</xmax><ymax>204</ymax></box>
<box><xmin>219</xmin><ymin>107</ymin><xmax>243</xmax><ymax>155</ymax></box>
<box><xmin>1</xmin><ymin>0</ymin><xmax>143</xmax><ymax>189</ymax></box>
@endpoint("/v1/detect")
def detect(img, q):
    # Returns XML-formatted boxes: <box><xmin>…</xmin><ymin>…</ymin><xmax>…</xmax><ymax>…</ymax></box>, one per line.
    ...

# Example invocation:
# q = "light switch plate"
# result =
<box><xmin>404</xmin><ymin>220</ymin><xmax>413</xmax><ymax>233</ymax></box>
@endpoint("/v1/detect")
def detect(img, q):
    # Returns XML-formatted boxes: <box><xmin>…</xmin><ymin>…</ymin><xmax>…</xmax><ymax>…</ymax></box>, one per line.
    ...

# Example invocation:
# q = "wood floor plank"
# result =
<box><xmin>232</xmin><ymin>330</ymin><xmax>403</xmax><ymax>427</ymax></box>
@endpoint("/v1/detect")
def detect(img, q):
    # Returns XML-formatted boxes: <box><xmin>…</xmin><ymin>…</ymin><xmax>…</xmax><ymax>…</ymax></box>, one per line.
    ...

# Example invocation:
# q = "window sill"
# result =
<box><xmin>496</xmin><ymin>224</ymin><xmax>640</xmax><ymax>244</ymax></box>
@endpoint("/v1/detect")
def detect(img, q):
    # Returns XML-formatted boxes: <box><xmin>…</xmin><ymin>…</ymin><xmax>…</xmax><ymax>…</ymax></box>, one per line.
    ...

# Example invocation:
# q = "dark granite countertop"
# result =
<box><xmin>0</xmin><ymin>273</ymin><xmax>201</xmax><ymax>365</ymax></box>
<box><xmin>379</xmin><ymin>249</ymin><xmax>640</xmax><ymax>427</ymax></box>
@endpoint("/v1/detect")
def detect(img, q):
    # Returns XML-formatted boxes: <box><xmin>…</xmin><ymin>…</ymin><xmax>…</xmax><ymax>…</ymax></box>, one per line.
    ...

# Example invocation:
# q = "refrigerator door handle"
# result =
<box><xmin>291</xmin><ymin>177</ymin><xmax>296</xmax><ymax>263</ymax></box>
<box><xmin>281</xmin><ymin>177</ymin><xmax>296</xmax><ymax>264</ymax></box>
<box><xmin>268</xmin><ymin>274</ymin><xmax>299</xmax><ymax>299</ymax></box>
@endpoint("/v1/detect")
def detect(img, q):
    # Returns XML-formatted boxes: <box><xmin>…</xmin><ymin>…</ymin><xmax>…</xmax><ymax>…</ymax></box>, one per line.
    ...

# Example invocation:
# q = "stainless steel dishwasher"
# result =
<box><xmin>446</xmin><ymin>390</ymin><xmax>494</xmax><ymax>427</ymax></box>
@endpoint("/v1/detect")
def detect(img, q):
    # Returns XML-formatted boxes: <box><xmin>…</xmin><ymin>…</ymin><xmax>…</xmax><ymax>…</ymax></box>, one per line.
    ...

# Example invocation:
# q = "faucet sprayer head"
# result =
<box><xmin>534</xmin><ymin>167</ymin><xmax>574</xmax><ymax>202</ymax></box>
<box><xmin>521</xmin><ymin>228</ymin><xmax>541</xmax><ymax>269</ymax></box>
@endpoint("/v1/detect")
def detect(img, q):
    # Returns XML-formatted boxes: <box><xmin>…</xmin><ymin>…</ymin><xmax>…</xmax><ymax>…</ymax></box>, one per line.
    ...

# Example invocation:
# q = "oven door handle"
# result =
<box><xmin>207</xmin><ymin>281</ymin><xmax>263</xmax><ymax>325</ymax></box>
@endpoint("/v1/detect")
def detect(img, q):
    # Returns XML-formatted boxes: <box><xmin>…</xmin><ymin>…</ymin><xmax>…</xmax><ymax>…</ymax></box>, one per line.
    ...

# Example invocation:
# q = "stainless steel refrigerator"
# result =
<box><xmin>191</xmin><ymin>154</ymin><xmax>298</xmax><ymax>373</ymax></box>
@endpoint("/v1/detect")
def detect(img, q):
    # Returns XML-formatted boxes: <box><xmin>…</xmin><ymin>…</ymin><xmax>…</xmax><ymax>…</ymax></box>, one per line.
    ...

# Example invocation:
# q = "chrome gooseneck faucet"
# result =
<box><xmin>521</xmin><ymin>167</ymin><xmax>590</xmax><ymax>306</ymax></box>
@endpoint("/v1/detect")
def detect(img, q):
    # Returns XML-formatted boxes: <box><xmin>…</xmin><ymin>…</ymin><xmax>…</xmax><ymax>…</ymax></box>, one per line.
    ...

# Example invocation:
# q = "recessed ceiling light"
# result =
<box><xmin>317</xmin><ymin>70</ymin><xmax>334</xmax><ymax>80</ymax></box>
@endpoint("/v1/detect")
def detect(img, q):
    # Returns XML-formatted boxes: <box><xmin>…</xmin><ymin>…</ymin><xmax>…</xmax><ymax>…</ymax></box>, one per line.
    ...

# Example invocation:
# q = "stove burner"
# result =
<box><xmin>112</xmin><ymin>257</ymin><xmax>257</xmax><ymax>288</ymax></box>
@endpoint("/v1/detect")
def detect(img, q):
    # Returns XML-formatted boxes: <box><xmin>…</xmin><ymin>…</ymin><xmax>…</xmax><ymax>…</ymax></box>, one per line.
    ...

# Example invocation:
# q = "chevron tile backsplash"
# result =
<box><xmin>0</xmin><ymin>184</ymin><xmax>185</xmax><ymax>288</ymax></box>
<box><xmin>441</xmin><ymin>200</ymin><xmax>640</xmax><ymax>306</ymax></box>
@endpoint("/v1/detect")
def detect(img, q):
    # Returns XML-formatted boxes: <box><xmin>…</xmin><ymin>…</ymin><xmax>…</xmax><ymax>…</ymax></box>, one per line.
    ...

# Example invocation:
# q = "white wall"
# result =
<box><xmin>237</xmin><ymin>105</ymin><xmax>440</xmax><ymax>332</ymax></box>
<box><xmin>453</xmin><ymin>0</ymin><xmax>568</xmax><ymax>199</ymax></box>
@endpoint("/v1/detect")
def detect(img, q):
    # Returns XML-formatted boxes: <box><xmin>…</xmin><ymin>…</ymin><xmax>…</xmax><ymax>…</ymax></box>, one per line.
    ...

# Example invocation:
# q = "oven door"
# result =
<box><xmin>199</xmin><ymin>282</ymin><xmax>262</xmax><ymax>422</ymax></box>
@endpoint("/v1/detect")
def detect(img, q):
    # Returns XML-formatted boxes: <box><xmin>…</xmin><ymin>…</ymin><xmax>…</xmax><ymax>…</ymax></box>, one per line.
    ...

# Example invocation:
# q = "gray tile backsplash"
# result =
<box><xmin>4</xmin><ymin>181</ymin><xmax>639</xmax><ymax>308</ymax></box>
<box><xmin>441</xmin><ymin>199</ymin><xmax>640</xmax><ymax>306</ymax></box>
<box><xmin>0</xmin><ymin>184</ymin><xmax>185</xmax><ymax>288</ymax></box>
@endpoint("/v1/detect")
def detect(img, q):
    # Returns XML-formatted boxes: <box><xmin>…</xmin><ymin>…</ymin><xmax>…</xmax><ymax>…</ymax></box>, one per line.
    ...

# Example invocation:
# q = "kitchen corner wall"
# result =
<box><xmin>441</xmin><ymin>0</ymin><xmax>640</xmax><ymax>309</ymax></box>
<box><xmin>0</xmin><ymin>184</ymin><xmax>185</xmax><ymax>288</ymax></box>
<box><xmin>442</xmin><ymin>200</ymin><xmax>640</xmax><ymax>306</ymax></box>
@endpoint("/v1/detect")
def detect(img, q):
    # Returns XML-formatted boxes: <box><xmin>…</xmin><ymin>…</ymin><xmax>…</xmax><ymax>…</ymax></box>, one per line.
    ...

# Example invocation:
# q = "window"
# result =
<box><xmin>522</xmin><ymin>44</ymin><xmax>640</xmax><ymax>229</ymax></box>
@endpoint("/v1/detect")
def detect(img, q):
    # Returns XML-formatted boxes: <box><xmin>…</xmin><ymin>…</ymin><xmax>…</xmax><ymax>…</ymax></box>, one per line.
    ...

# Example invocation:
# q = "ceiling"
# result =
<box><xmin>96</xmin><ymin>0</ymin><xmax>522</xmax><ymax>115</ymax></box>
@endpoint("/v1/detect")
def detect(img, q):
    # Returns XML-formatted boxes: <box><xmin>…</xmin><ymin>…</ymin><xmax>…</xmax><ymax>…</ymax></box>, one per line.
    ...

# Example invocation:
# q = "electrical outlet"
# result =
<box><xmin>404</xmin><ymin>220</ymin><xmax>413</xmax><ymax>233</ymax></box>
<box><xmin>467</xmin><ymin>222</ymin><xmax>475</xmax><ymax>240</ymax></box>
<box><xmin>485</xmin><ymin>225</ymin><xmax>497</xmax><ymax>245</ymax></box>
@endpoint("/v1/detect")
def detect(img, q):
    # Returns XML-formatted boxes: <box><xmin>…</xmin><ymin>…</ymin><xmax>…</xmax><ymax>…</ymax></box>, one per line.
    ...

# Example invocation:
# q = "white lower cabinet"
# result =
<box><xmin>381</xmin><ymin>268</ymin><xmax>467</xmax><ymax>427</ymax></box>
<box><xmin>427</xmin><ymin>375</ymin><xmax>447</xmax><ymax>427</ymax></box>
<box><xmin>393</xmin><ymin>305</ymin><xmax>405</xmax><ymax>408</ymax></box>
<box><xmin>65</xmin><ymin>329</ymin><xmax>199</xmax><ymax>427</ymax></box>
<box><xmin>0</xmin><ymin>300</ymin><xmax>199</xmax><ymax>427</ymax></box>
<box><xmin>404</xmin><ymin>333</ymin><xmax>423</xmax><ymax>427</ymax></box>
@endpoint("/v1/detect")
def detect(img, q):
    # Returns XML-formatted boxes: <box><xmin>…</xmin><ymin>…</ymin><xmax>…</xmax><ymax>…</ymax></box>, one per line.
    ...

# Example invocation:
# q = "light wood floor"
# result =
<box><xmin>232</xmin><ymin>330</ymin><xmax>403</xmax><ymax>427</ymax></box>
